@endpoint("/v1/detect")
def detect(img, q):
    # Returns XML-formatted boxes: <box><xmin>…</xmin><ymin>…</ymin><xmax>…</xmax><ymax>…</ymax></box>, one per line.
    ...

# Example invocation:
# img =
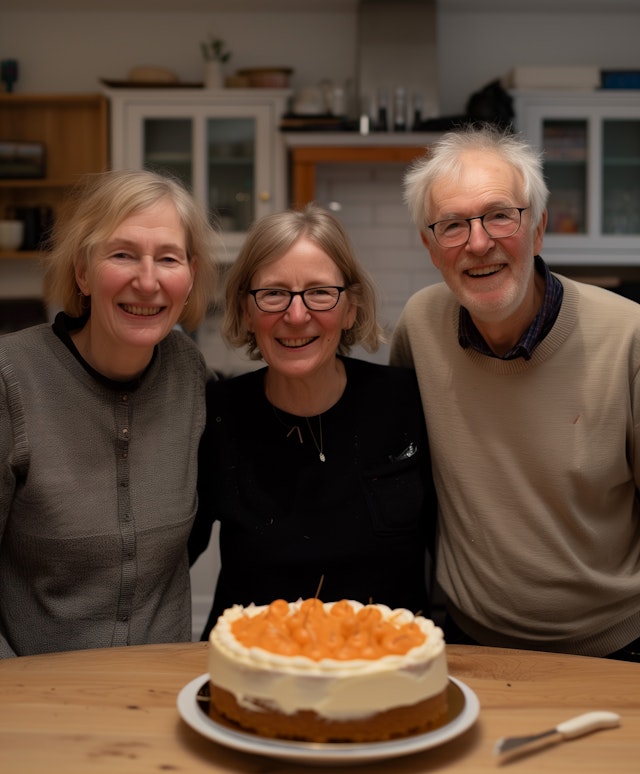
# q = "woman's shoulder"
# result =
<box><xmin>0</xmin><ymin>324</ymin><xmax>58</xmax><ymax>370</ymax></box>
<box><xmin>342</xmin><ymin>356</ymin><xmax>419</xmax><ymax>388</ymax></box>
<box><xmin>342</xmin><ymin>357</ymin><xmax>422</xmax><ymax>418</ymax></box>
<box><xmin>0</xmin><ymin>322</ymin><xmax>52</xmax><ymax>348</ymax></box>
<box><xmin>205</xmin><ymin>366</ymin><xmax>266</xmax><ymax>402</ymax></box>
<box><xmin>162</xmin><ymin>328</ymin><xmax>201</xmax><ymax>353</ymax></box>
<box><xmin>340</xmin><ymin>358</ymin><xmax>427</xmax><ymax>452</ymax></box>
<box><xmin>149</xmin><ymin>335</ymin><xmax>204</xmax><ymax>392</ymax></box>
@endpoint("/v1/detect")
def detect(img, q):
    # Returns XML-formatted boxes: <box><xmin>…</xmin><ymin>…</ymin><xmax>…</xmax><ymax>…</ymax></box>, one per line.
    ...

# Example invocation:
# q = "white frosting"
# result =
<box><xmin>208</xmin><ymin>599</ymin><xmax>448</xmax><ymax>720</ymax></box>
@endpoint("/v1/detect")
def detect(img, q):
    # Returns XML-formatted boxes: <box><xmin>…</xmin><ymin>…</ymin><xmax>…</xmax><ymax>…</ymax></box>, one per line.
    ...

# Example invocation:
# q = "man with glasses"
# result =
<box><xmin>391</xmin><ymin>125</ymin><xmax>640</xmax><ymax>661</ymax></box>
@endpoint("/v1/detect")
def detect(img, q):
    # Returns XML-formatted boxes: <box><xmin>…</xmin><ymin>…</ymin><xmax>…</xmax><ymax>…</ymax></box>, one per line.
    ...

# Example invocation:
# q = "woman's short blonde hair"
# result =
<box><xmin>223</xmin><ymin>204</ymin><xmax>384</xmax><ymax>360</ymax></box>
<box><xmin>44</xmin><ymin>169</ymin><xmax>220</xmax><ymax>331</ymax></box>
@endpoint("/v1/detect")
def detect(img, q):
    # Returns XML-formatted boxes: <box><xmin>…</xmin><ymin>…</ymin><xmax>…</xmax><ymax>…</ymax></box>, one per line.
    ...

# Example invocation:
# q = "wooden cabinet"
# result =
<box><xmin>513</xmin><ymin>90</ymin><xmax>640</xmax><ymax>266</ymax></box>
<box><xmin>0</xmin><ymin>94</ymin><xmax>109</xmax><ymax>263</ymax></box>
<box><xmin>106</xmin><ymin>88</ymin><xmax>291</xmax><ymax>261</ymax></box>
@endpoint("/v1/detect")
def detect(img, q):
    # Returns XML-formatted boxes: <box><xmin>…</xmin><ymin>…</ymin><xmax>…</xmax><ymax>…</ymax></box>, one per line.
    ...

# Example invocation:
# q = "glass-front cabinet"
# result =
<box><xmin>106</xmin><ymin>88</ymin><xmax>291</xmax><ymax>260</ymax></box>
<box><xmin>513</xmin><ymin>90</ymin><xmax>640</xmax><ymax>265</ymax></box>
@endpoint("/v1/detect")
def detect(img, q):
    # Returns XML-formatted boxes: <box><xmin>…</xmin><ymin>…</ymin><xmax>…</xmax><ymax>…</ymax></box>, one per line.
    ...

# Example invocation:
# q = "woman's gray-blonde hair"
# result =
<box><xmin>44</xmin><ymin>168</ymin><xmax>220</xmax><ymax>331</ymax></box>
<box><xmin>223</xmin><ymin>204</ymin><xmax>384</xmax><ymax>360</ymax></box>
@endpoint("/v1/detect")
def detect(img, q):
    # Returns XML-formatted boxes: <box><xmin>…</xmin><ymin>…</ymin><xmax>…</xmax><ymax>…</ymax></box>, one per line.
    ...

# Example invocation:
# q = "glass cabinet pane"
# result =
<box><xmin>207</xmin><ymin>118</ymin><xmax>255</xmax><ymax>233</ymax></box>
<box><xmin>142</xmin><ymin>118</ymin><xmax>192</xmax><ymax>190</ymax></box>
<box><xmin>602</xmin><ymin>120</ymin><xmax>640</xmax><ymax>235</ymax></box>
<box><xmin>542</xmin><ymin>120</ymin><xmax>587</xmax><ymax>235</ymax></box>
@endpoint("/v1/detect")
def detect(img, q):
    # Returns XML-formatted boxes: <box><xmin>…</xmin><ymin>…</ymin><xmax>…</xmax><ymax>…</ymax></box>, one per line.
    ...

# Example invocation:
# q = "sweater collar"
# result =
<box><xmin>458</xmin><ymin>255</ymin><xmax>564</xmax><ymax>360</ymax></box>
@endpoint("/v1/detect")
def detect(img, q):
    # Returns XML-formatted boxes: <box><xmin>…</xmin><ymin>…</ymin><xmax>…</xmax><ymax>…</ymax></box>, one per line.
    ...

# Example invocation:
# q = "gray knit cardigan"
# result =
<box><xmin>0</xmin><ymin>319</ymin><xmax>207</xmax><ymax>657</ymax></box>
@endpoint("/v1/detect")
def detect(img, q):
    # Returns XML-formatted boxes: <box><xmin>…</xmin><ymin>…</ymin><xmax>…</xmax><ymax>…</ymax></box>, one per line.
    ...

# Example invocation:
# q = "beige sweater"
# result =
<box><xmin>391</xmin><ymin>275</ymin><xmax>640</xmax><ymax>656</ymax></box>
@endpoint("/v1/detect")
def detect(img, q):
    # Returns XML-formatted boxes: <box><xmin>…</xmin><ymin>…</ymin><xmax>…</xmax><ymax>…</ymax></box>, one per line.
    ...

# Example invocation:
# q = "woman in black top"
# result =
<box><xmin>189</xmin><ymin>204</ymin><xmax>437</xmax><ymax>638</ymax></box>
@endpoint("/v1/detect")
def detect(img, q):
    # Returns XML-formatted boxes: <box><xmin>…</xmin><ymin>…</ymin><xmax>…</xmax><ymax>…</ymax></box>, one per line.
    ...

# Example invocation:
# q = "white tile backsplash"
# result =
<box><xmin>314</xmin><ymin>161</ymin><xmax>440</xmax><ymax>350</ymax></box>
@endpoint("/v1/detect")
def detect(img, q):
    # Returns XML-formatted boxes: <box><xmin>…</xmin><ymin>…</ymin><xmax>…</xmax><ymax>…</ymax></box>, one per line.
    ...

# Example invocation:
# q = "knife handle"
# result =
<box><xmin>557</xmin><ymin>711</ymin><xmax>621</xmax><ymax>739</ymax></box>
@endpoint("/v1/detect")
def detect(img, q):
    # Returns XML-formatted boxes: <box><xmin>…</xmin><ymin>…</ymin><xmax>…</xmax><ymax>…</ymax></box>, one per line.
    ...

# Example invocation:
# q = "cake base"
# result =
<box><xmin>210</xmin><ymin>684</ymin><xmax>449</xmax><ymax>743</ymax></box>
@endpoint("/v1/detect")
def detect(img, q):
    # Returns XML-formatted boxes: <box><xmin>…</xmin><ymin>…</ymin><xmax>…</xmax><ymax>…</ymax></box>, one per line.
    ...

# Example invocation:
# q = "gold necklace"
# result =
<box><xmin>305</xmin><ymin>416</ymin><xmax>326</xmax><ymax>463</ymax></box>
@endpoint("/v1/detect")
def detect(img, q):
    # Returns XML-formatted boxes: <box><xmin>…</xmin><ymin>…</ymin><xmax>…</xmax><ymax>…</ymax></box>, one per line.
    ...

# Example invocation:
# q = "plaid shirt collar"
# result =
<box><xmin>458</xmin><ymin>256</ymin><xmax>563</xmax><ymax>361</ymax></box>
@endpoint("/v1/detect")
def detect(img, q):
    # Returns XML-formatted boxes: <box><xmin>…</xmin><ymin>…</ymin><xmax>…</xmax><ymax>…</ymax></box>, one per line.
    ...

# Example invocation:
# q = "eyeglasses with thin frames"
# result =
<box><xmin>428</xmin><ymin>206</ymin><xmax>530</xmax><ymax>247</ymax></box>
<box><xmin>248</xmin><ymin>286</ymin><xmax>346</xmax><ymax>313</ymax></box>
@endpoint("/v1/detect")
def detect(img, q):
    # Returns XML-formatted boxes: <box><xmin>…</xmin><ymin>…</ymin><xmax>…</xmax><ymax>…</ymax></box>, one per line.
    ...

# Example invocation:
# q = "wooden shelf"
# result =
<box><xmin>0</xmin><ymin>250</ymin><xmax>41</xmax><ymax>260</ymax></box>
<box><xmin>0</xmin><ymin>93</ymin><xmax>108</xmax><ymax>180</ymax></box>
<box><xmin>0</xmin><ymin>93</ymin><xmax>108</xmax><ymax>268</ymax></box>
<box><xmin>0</xmin><ymin>178</ymin><xmax>92</xmax><ymax>189</ymax></box>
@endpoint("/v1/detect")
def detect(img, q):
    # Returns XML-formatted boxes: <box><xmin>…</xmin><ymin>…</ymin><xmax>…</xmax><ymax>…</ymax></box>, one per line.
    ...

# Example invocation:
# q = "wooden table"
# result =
<box><xmin>0</xmin><ymin>642</ymin><xmax>638</xmax><ymax>773</ymax></box>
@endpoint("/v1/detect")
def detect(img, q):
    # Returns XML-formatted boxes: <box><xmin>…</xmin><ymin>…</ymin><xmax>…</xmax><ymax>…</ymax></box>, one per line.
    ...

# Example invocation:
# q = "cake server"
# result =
<box><xmin>494</xmin><ymin>710</ymin><xmax>621</xmax><ymax>762</ymax></box>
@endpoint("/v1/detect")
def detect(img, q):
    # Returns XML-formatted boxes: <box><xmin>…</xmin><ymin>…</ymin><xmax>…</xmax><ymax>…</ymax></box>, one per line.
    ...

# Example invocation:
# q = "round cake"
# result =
<box><xmin>208</xmin><ymin>598</ymin><xmax>449</xmax><ymax>742</ymax></box>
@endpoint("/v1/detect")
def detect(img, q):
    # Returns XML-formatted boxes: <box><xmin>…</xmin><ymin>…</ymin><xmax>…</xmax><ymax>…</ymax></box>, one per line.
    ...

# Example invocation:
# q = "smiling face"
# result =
<box><xmin>243</xmin><ymin>237</ymin><xmax>357</xmax><ymax>382</ymax></box>
<box><xmin>423</xmin><ymin>149</ymin><xmax>546</xmax><ymax>348</ymax></box>
<box><xmin>74</xmin><ymin>198</ymin><xmax>195</xmax><ymax>378</ymax></box>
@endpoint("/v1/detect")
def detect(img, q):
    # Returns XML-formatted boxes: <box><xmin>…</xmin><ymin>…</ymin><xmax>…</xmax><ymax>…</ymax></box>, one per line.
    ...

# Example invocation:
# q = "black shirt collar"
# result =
<box><xmin>52</xmin><ymin>311</ymin><xmax>154</xmax><ymax>390</ymax></box>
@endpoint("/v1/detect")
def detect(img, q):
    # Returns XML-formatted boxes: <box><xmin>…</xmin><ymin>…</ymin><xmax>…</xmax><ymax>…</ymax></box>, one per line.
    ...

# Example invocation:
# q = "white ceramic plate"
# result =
<box><xmin>177</xmin><ymin>673</ymin><xmax>480</xmax><ymax>765</ymax></box>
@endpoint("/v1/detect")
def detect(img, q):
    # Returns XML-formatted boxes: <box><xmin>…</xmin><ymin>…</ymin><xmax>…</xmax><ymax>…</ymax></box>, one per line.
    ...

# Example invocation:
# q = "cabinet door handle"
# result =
<box><xmin>259</xmin><ymin>191</ymin><xmax>271</xmax><ymax>202</ymax></box>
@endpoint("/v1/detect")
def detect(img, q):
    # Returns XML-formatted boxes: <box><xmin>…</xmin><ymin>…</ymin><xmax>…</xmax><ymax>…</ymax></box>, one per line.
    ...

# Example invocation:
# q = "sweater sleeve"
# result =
<box><xmin>0</xmin><ymin>353</ymin><xmax>21</xmax><ymax>657</ymax></box>
<box><xmin>188</xmin><ymin>376</ymin><xmax>222</xmax><ymax>565</ymax></box>
<box><xmin>389</xmin><ymin>307</ymin><xmax>416</xmax><ymax>369</ymax></box>
<box><xmin>188</xmin><ymin>452</ymin><xmax>215</xmax><ymax>565</ymax></box>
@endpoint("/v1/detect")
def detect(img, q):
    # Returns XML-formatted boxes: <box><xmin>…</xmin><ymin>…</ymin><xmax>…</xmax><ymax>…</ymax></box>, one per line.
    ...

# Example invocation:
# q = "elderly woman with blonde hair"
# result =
<box><xmin>0</xmin><ymin>169</ymin><xmax>219</xmax><ymax>657</ymax></box>
<box><xmin>189</xmin><ymin>204</ymin><xmax>437</xmax><ymax>639</ymax></box>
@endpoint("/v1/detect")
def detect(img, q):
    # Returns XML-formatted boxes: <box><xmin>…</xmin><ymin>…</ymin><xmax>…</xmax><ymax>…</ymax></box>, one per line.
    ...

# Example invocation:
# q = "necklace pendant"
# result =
<box><xmin>304</xmin><ymin>415</ymin><xmax>325</xmax><ymax>463</ymax></box>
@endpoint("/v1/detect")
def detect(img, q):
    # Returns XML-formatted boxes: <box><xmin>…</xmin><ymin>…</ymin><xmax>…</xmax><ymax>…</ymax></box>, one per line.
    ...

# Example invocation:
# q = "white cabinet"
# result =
<box><xmin>106</xmin><ymin>88</ymin><xmax>291</xmax><ymax>261</ymax></box>
<box><xmin>513</xmin><ymin>90</ymin><xmax>640</xmax><ymax>266</ymax></box>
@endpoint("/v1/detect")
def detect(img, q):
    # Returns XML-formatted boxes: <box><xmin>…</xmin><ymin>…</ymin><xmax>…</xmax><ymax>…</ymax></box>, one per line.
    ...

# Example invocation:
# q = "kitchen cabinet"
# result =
<box><xmin>0</xmin><ymin>94</ymin><xmax>108</xmax><ymax>263</ymax></box>
<box><xmin>106</xmin><ymin>88</ymin><xmax>291</xmax><ymax>261</ymax></box>
<box><xmin>513</xmin><ymin>90</ymin><xmax>640</xmax><ymax>266</ymax></box>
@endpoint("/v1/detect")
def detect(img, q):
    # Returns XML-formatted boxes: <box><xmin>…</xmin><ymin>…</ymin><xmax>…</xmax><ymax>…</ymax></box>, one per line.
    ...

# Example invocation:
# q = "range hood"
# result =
<box><xmin>357</xmin><ymin>0</ymin><xmax>438</xmax><ymax>125</ymax></box>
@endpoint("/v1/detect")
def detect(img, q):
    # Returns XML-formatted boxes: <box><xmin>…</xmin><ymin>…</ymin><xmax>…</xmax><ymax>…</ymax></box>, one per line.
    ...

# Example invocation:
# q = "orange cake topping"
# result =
<box><xmin>230</xmin><ymin>598</ymin><xmax>427</xmax><ymax>661</ymax></box>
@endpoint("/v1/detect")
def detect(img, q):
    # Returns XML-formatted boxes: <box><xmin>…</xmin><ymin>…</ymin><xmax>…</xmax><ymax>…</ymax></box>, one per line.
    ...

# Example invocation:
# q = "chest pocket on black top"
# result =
<box><xmin>361</xmin><ymin>452</ymin><xmax>426</xmax><ymax>536</ymax></box>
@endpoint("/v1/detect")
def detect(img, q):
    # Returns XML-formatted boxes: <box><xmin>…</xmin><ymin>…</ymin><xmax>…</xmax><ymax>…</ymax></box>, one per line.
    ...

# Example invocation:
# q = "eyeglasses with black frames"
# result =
<box><xmin>248</xmin><ymin>286</ymin><xmax>346</xmax><ymax>313</ymax></box>
<box><xmin>428</xmin><ymin>207</ymin><xmax>530</xmax><ymax>248</ymax></box>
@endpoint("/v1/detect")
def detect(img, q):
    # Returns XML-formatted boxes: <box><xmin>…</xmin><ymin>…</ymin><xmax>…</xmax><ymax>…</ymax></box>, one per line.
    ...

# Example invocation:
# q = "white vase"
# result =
<box><xmin>204</xmin><ymin>61</ymin><xmax>223</xmax><ymax>89</ymax></box>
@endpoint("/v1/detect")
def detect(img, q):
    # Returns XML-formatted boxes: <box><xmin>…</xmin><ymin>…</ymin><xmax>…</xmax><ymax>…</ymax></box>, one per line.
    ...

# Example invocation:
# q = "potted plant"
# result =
<box><xmin>201</xmin><ymin>36</ymin><xmax>231</xmax><ymax>89</ymax></box>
